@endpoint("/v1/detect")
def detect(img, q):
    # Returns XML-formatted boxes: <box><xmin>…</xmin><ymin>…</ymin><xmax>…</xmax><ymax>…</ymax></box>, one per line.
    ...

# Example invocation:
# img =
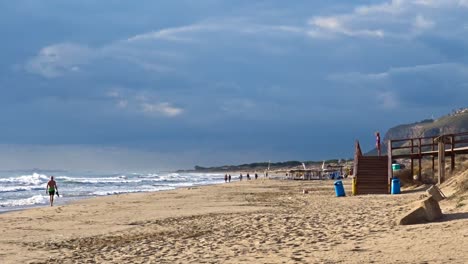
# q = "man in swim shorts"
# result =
<box><xmin>46</xmin><ymin>176</ymin><xmax>58</xmax><ymax>206</ymax></box>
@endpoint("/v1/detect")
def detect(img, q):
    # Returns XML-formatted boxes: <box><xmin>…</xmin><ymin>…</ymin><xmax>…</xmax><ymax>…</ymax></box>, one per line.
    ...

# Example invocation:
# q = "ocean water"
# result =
<box><xmin>0</xmin><ymin>170</ymin><xmax>226</xmax><ymax>213</ymax></box>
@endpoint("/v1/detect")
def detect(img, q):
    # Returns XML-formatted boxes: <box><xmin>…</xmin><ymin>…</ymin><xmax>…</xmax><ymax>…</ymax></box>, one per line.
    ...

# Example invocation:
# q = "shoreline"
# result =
<box><xmin>0</xmin><ymin>169</ymin><xmax>238</xmax><ymax>214</ymax></box>
<box><xmin>0</xmin><ymin>180</ymin><xmax>222</xmax><ymax>215</ymax></box>
<box><xmin>0</xmin><ymin>171</ymin><xmax>287</xmax><ymax>215</ymax></box>
<box><xmin>1</xmin><ymin>178</ymin><xmax>467</xmax><ymax>263</ymax></box>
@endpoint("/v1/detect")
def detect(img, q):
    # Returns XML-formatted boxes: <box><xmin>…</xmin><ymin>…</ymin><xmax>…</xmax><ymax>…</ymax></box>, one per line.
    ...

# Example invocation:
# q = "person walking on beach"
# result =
<box><xmin>228</xmin><ymin>174</ymin><xmax>231</xmax><ymax>182</ymax></box>
<box><xmin>255</xmin><ymin>173</ymin><xmax>258</xmax><ymax>180</ymax></box>
<box><xmin>247</xmin><ymin>173</ymin><xmax>250</xmax><ymax>180</ymax></box>
<box><xmin>46</xmin><ymin>176</ymin><xmax>58</xmax><ymax>207</ymax></box>
<box><xmin>240</xmin><ymin>173</ymin><xmax>243</xmax><ymax>181</ymax></box>
<box><xmin>224</xmin><ymin>174</ymin><xmax>228</xmax><ymax>183</ymax></box>
<box><xmin>375</xmin><ymin>131</ymin><xmax>381</xmax><ymax>156</ymax></box>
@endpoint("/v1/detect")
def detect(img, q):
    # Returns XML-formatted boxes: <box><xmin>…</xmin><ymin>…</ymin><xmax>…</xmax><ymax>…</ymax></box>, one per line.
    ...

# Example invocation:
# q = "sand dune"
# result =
<box><xmin>1</xmin><ymin>179</ymin><xmax>467</xmax><ymax>263</ymax></box>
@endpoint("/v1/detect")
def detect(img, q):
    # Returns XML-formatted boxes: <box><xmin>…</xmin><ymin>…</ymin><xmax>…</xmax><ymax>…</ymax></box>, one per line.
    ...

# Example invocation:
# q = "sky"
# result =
<box><xmin>1</xmin><ymin>0</ymin><xmax>468</xmax><ymax>171</ymax></box>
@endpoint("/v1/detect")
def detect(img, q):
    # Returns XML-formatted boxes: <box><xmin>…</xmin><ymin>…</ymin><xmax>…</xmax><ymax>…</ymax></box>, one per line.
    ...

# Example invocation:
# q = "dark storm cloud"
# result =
<box><xmin>1</xmin><ymin>0</ymin><xmax>468</xmax><ymax>169</ymax></box>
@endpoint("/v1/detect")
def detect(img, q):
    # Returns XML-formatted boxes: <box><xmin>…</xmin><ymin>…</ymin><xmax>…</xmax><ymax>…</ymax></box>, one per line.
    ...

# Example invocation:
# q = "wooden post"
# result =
<box><xmin>353</xmin><ymin>140</ymin><xmax>361</xmax><ymax>180</ymax></box>
<box><xmin>418</xmin><ymin>138</ymin><xmax>422</xmax><ymax>180</ymax></box>
<box><xmin>451</xmin><ymin>135</ymin><xmax>455</xmax><ymax>173</ymax></box>
<box><xmin>410</xmin><ymin>139</ymin><xmax>414</xmax><ymax>180</ymax></box>
<box><xmin>432</xmin><ymin>137</ymin><xmax>435</xmax><ymax>176</ymax></box>
<box><xmin>438</xmin><ymin>137</ymin><xmax>446</xmax><ymax>185</ymax></box>
<box><xmin>411</xmin><ymin>158</ymin><xmax>414</xmax><ymax>180</ymax></box>
<box><xmin>388</xmin><ymin>140</ymin><xmax>393</xmax><ymax>193</ymax></box>
<box><xmin>418</xmin><ymin>158</ymin><xmax>422</xmax><ymax>181</ymax></box>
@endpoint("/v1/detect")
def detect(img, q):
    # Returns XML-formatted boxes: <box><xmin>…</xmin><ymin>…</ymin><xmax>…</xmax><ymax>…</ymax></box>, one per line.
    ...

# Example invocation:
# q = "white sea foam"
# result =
<box><xmin>58</xmin><ymin>174</ymin><xmax>187</xmax><ymax>184</ymax></box>
<box><xmin>0</xmin><ymin>173</ymin><xmax>49</xmax><ymax>185</ymax></box>
<box><xmin>92</xmin><ymin>190</ymin><xmax>141</xmax><ymax>196</ymax></box>
<box><xmin>189</xmin><ymin>173</ymin><xmax>224</xmax><ymax>177</ymax></box>
<box><xmin>0</xmin><ymin>171</ymin><xmax>223</xmax><ymax>211</ymax></box>
<box><xmin>57</xmin><ymin>176</ymin><xmax>146</xmax><ymax>184</ymax></box>
<box><xmin>0</xmin><ymin>185</ymin><xmax>43</xmax><ymax>193</ymax></box>
<box><xmin>92</xmin><ymin>186</ymin><xmax>174</xmax><ymax>196</ymax></box>
<box><xmin>137</xmin><ymin>173</ymin><xmax>159</xmax><ymax>178</ymax></box>
<box><xmin>0</xmin><ymin>195</ymin><xmax>49</xmax><ymax>207</ymax></box>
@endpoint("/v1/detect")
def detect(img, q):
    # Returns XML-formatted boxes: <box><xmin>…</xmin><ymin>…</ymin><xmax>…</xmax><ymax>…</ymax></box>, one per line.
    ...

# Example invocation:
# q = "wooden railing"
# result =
<box><xmin>389</xmin><ymin>132</ymin><xmax>468</xmax><ymax>157</ymax></box>
<box><xmin>388</xmin><ymin>131</ymin><xmax>468</xmax><ymax>183</ymax></box>
<box><xmin>353</xmin><ymin>140</ymin><xmax>362</xmax><ymax>177</ymax></box>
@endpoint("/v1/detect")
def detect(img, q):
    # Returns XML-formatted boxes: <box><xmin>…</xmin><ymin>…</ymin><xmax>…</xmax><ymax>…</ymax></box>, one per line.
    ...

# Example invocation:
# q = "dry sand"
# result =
<box><xmin>1</xmin><ymin>178</ymin><xmax>467</xmax><ymax>264</ymax></box>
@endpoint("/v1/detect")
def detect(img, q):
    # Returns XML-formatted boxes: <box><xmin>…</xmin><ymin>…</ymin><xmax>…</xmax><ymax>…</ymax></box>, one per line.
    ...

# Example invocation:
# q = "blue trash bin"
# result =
<box><xmin>391</xmin><ymin>178</ymin><xmax>401</xmax><ymax>194</ymax></box>
<box><xmin>334</xmin><ymin>180</ymin><xmax>346</xmax><ymax>197</ymax></box>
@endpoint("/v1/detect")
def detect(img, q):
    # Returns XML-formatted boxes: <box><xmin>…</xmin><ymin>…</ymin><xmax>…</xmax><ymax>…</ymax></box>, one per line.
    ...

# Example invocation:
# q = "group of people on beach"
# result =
<box><xmin>225</xmin><ymin>172</ymin><xmax>264</xmax><ymax>183</ymax></box>
<box><xmin>224</xmin><ymin>174</ymin><xmax>232</xmax><ymax>182</ymax></box>
<box><xmin>40</xmin><ymin>131</ymin><xmax>381</xmax><ymax>209</ymax></box>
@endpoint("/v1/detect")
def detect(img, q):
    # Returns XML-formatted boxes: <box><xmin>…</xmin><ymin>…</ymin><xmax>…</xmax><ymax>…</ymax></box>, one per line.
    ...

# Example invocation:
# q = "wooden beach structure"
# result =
<box><xmin>288</xmin><ymin>169</ymin><xmax>323</xmax><ymax>180</ymax></box>
<box><xmin>353</xmin><ymin>132</ymin><xmax>468</xmax><ymax>194</ymax></box>
<box><xmin>353</xmin><ymin>142</ymin><xmax>389</xmax><ymax>194</ymax></box>
<box><xmin>322</xmin><ymin>164</ymin><xmax>345</xmax><ymax>178</ymax></box>
<box><xmin>388</xmin><ymin>132</ymin><xmax>468</xmax><ymax>184</ymax></box>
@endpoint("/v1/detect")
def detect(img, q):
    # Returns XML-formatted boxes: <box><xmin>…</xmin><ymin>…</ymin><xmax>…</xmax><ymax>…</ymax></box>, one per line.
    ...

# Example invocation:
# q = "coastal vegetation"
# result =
<box><xmin>367</xmin><ymin>108</ymin><xmax>468</xmax><ymax>155</ymax></box>
<box><xmin>192</xmin><ymin>108</ymin><xmax>468</xmax><ymax>172</ymax></box>
<box><xmin>190</xmin><ymin>159</ymin><xmax>352</xmax><ymax>172</ymax></box>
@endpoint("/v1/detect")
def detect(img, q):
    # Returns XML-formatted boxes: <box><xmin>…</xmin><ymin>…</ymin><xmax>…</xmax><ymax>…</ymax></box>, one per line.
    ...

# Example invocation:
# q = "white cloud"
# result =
<box><xmin>127</xmin><ymin>24</ymin><xmax>218</xmax><ymax>42</ymax></box>
<box><xmin>106</xmin><ymin>90</ymin><xmax>183</xmax><ymax>118</ymax></box>
<box><xmin>221</xmin><ymin>99</ymin><xmax>255</xmax><ymax>114</ymax></box>
<box><xmin>355</xmin><ymin>0</ymin><xmax>405</xmax><ymax>15</ymax></box>
<box><xmin>413</xmin><ymin>15</ymin><xmax>434</xmax><ymax>30</ymax></box>
<box><xmin>117</xmin><ymin>100</ymin><xmax>128</xmax><ymax>109</ymax></box>
<box><xmin>309</xmin><ymin>16</ymin><xmax>384</xmax><ymax>38</ymax></box>
<box><xmin>26</xmin><ymin>19</ymin><xmax>311</xmax><ymax>79</ymax></box>
<box><xmin>126</xmin><ymin>20</ymin><xmax>308</xmax><ymax>44</ymax></box>
<box><xmin>142</xmin><ymin>102</ymin><xmax>183</xmax><ymax>117</ymax></box>
<box><xmin>328</xmin><ymin>62</ymin><xmax>468</xmax><ymax>109</ymax></box>
<box><xmin>24</xmin><ymin>2</ymin><xmax>468</xmax><ymax>81</ymax></box>
<box><xmin>330</xmin><ymin>63</ymin><xmax>468</xmax><ymax>83</ymax></box>
<box><xmin>311</xmin><ymin>17</ymin><xmax>342</xmax><ymax>31</ymax></box>
<box><xmin>459</xmin><ymin>0</ymin><xmax>468</xmax><ymax>7</ymax></box>
<box><xmin>26</xmin><ymin>40</ymin><xmax>175</xmax><ymax>78</ymax></box>
<box><xmin>308</xmin><ymin>0</ymin><xmax>467</xmax><ymax>39</ymax></box>
<box><xmin>26</xmin><ymin>43</ymin><xmax>92</xmax><ymax>78</ymax></box>
<box><xmin>377</xmin><ymin>91</ymin><xmax>399</xmax><ymax>109</ymax></box>
<box><xmin>106</xmin><ymin>91</ymin><xmax>120</xmax><ymax>98</ymax></box>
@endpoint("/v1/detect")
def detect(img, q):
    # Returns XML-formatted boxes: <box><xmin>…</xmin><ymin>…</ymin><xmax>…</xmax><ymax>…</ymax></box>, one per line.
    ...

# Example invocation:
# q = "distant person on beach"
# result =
<box><xmin>240</xmin><ymin>173</ymin><xmax>243</xmax><ymax>181</ymax></box>
<box><xmin>46</xmin><ymin>176</ymin><xmax>58</xmax><ymax>207</ymax></box>
<box><xmin>228</xmin><ymin>174</ymin><xmax>231</xmax><ymax>182</ymax></box>
<box><xmin>224</xmin><ymin>174</ymin><xmax>228</xmax><ymax>183</ymax></box>
<box><xmin>247</xmin><ymin>173</ymin><xmax>250</xmax><ymax>180</ymax></box>
<box><xmin>255</xmin><ymin>173</ymin><xmax>258</xmax><ymax>180</ymax></box>
<box><xmin>375</xmin><ymin>131</ymin><xmax>381</xmax><ymax>156</ymax></box>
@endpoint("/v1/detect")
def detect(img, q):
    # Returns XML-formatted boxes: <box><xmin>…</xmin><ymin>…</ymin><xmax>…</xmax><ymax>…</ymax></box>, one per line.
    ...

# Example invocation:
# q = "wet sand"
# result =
<box><xmin>0</xmin><ymin>179</ymin><xmax>467</xmax><ymax>263</ymax></box>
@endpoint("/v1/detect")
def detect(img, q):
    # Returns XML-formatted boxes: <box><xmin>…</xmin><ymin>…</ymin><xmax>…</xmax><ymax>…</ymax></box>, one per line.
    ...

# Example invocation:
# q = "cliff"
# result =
<box><xmin>367</xmin><ymin>108</ymin><xmax>468</xmax><ymax>155</ymax></box>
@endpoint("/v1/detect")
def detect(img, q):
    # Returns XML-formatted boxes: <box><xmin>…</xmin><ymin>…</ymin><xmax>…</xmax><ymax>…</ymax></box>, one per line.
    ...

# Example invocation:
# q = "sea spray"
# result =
<box><xmin>0</xmin><ymin>171</ymin><xmax>225</xmax><ymax>212</ymax></box>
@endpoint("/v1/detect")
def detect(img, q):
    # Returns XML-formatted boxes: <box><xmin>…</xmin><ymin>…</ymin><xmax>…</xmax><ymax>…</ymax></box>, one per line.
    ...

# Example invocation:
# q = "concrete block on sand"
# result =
<box><xmin>397</xmin><ymin>196</ymin><xmax>443</xmax><ymax>225</ymax></box>
<box><xmin>426</xmin><ymin>185</ymin><xmax>445</xmax><ymax>202</ymax></box>
<box><xmin>420</xmin><ymin>196</ymin><xmax>443</xmax><ymax>221</ymax></box>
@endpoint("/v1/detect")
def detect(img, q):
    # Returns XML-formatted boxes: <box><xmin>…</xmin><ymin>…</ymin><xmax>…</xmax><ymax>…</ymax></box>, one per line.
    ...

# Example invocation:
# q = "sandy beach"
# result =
<box><xmin>1</xmin><ymin>177</ymin><xmax>467</xmax><ymax>264</ymax></box>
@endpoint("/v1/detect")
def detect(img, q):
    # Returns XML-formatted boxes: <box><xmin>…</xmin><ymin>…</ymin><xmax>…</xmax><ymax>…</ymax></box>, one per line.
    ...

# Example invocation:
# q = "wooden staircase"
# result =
<box><xmin>355</xmin><ymin>156</ymin><xmax>389</xmax><ymax>194</ymax></box>
<box><xmin>353</xmin><ymin>141</ymin><xmax>389</xmax><ymax>195</ymax></box>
